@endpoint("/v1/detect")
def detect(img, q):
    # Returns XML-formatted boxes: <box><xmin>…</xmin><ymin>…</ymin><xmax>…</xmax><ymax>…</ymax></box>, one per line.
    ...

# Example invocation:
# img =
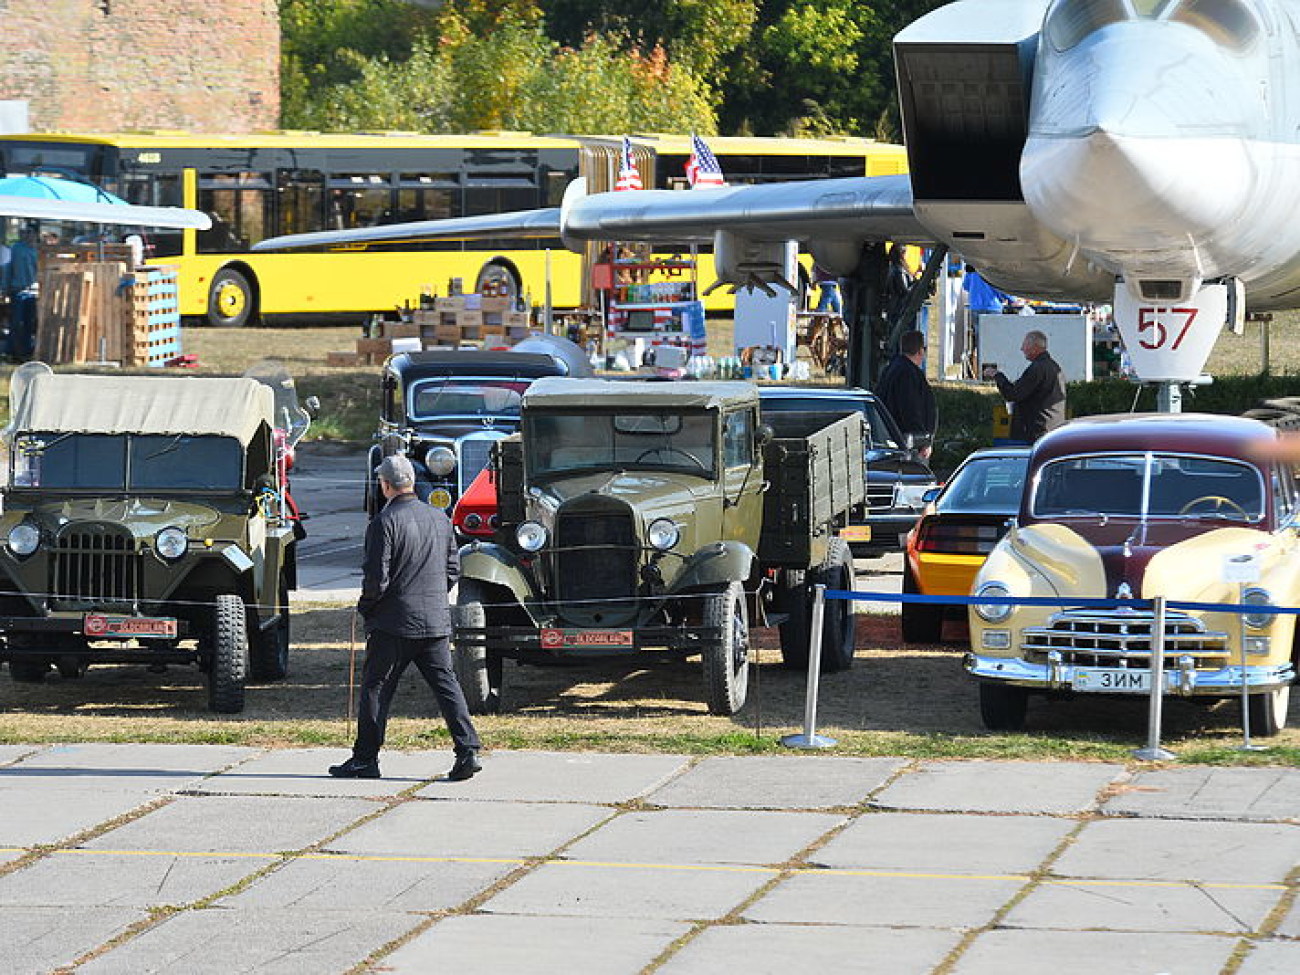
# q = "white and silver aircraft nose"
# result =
<box><xmin>1021</xmin><ymin>23</ymin><xmax>1262</xmax><ymax>270</ymax></box>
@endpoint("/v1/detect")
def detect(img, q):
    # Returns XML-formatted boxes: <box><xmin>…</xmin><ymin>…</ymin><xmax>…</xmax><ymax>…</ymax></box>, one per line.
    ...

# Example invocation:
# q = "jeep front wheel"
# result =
<box><xmin>703</xmin><ymin>581</ymin><xmax>750</xmax><ymax>715</ymax></box>
<box><xmin>207</xmin><ymin>593</ymin><xmax>249</xmax><ymax>713</ymax></box>
<box><xmin>452</xmin><ymin>579</ymin><xmax>503</xmax><ymax>714</ymax></box>
<box><xmin>250</xmin><ymin>581</ymin><xmax>291</xmax><ymax>682</ymax></box>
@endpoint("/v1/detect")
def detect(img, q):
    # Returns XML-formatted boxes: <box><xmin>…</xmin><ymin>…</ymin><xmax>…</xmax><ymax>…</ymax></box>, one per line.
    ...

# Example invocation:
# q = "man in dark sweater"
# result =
<box><xmin>875</xmin><ymin>330</ymin><xmax>937</xmax><ymax>458</ymax></box>
<box><xmin>989</xmin><ymin>329</ymin><xmax>1066</xmax><ymax>442</ymax></box>
<box><xmin>329</xmin><ymin>454</ymin><xmax>481</xmax><ymax>781</ymax></box>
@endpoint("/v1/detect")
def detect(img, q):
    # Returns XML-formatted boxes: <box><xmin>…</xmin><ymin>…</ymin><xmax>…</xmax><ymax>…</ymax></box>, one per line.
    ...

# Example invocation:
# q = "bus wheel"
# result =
<box><xmin>207</xmin><ymin>268</ymin><xmax>256</xmax><ymax>328</ymax></box>
<box><xmin>475</xmin><ymin>260</ymin><xmax>521</xmax><ymax>302</ymax></box>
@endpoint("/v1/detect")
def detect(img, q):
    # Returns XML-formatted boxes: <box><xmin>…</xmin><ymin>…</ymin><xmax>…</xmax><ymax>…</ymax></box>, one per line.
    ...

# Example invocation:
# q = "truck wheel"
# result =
<box><xmin>901</xmin><ymin>564</ymin><xmax>944</xmax><ymax>644</ymax></box>
<box><xmin>207</xmin><ymin>267</ymin><xmax>256</xmax><ymax>328</ymax></box>
<box><xmin>703</xmin><ymin>581</ymin><xmax>750</xmax><ymax>715</ymax></box>
<box><xmin>9</xmin><ymin>659</ymin><xmax>49</xmax><ymax>682</ymax></box>
<box><xmin>207</xmin><ymin>594</ymin><xmax>248</xmax><ymax>713</ymax></box>
<box><xmin>56</xmin><ymin>656</ymin><xmax>87</xmax><ymax>679</ymax></box>
<box><xmin>777</xmin><ymin>569</ymin><xmax>812</xmax><ymax>670</ymax></box>
<box><xmin>1245</xmin><ymin>685</ymin><xmax>1290</xmax><ymax>737</ymax></box>
<box><xmin>452</xmin><ymin>579</ymin><xmax>503</xmax><ymax>714</ymax></box>
<box><xmin>811</xmin><ymin>537</ymin><xmax>856</xmax><ymax>672</ymax></box>
<box><xmin>250</xmin><ymin>581</ymin><xmax>291</xmax><ymax>682</ymax></box>
<box><xmin>979</xmin><ymin>682</ymin><xmax>1027</xmax><ymax>731</ymax></box>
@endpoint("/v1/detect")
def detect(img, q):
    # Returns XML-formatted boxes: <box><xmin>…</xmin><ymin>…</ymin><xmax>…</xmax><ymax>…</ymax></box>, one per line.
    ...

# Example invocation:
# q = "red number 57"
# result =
<box><xmin>1137</xmin><ymin>307</ymin><xmax>1198</xmax><ymax>350</ymax></box>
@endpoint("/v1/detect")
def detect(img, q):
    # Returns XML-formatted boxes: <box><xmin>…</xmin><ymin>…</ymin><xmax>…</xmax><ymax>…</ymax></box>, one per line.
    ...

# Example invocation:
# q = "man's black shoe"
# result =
<box><xmin>328</xmin><ymin>757</ymin><xmax>381</xmax><ymax>779</ymax></box>
<box><xmin>446</xmin><ymin>753</ymin><xmax>482</xmax><ymax>782</ymax></box>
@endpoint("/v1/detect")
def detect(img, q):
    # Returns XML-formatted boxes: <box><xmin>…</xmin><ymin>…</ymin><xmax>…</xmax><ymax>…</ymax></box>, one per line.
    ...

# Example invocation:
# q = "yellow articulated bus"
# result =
<box><xmin>0</xmin><ymin>131</ymin><xmax>907</xmax><ymax>327</ymax></box>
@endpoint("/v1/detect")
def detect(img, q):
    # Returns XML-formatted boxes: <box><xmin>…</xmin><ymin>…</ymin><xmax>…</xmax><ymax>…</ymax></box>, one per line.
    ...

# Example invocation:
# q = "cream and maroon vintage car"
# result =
<box><xmin>965</xmin><ymin>414</ymin><xmax>1299</xmax><ymax>735</ymax></box>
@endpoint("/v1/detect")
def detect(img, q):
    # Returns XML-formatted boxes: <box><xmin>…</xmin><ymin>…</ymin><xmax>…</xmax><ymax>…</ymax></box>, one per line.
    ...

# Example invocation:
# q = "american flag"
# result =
<box><xmin>685</xmin><ymin>134</ymin><xmax>726</xmax><ymax>188</ymax></box>
<box><xmin>615</xmin><ymin>136</ymin><xmax>643</xmax><ymax>191</ymax></box>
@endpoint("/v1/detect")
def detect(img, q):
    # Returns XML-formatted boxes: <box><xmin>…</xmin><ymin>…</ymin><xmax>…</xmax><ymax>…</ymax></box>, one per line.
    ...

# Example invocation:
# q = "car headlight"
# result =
<box><xmin>7</xmin><ymin>522</ymin><xmax>39</xmax><ymax>557</ymax></box>
<box><xmin>424</xmin><ymin>446</ymin><xmax>456</xmax><ymax>476</ymax></box>
<box><xmin>974</xmin><ymin>582</ymin><xmax>1014</xmax><ymax>623</ymax></box>
<box><xmin>647</xmin><ymin>518</ymin><xmax>680</xmax><ymax>551</ymax></box>
<box><xmin>155</xmin><ymin>526</ymin><xmax>188</xmax><ymax>561</ymax></box>
<box><xmin>1242</xmin><ymin>587</ymin><xmax>1277</xmax><ymax>629</ymax></box>
<box><xmin>516</xmin><ymin>520</ymin><xmax>548</xmax><ymax>552</ymax></box>
<box><xmin>463</xmin><ymin>512</ymin><xmax>484</xmax><ymax>531</ymax></box>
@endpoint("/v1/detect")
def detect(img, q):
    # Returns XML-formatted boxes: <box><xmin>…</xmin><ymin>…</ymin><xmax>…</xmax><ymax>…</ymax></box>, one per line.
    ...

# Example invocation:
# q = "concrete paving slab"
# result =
<box><xmin>745</xmin><ymin>870</ymin><xmax>1024</xmax><ymax>928</ymax></box>
<box><xmin>0</xmin><ymin>744</ymin><xmax>42</xmax><ymax>766</ymax></box>
<box><xmin>1273</xmin><ymin>889</ymin><xmax>1300</xmax><ymax>937</ymax></box>
<box><xmin>382</xmin><ymin>913</ymin><xmax>687</xmax><ymax>974</ymax></box>
<box><xmin>810</xmin><ymin>812</ymin><xmax>1075</xmax><ymax>875</ymax></box>
<box><xmin>77</xmin><ymin>907</ymin><xmax>419</xmax><ymax>975</ymax></box>
<box><xmin>1102</xmin><ymin>767</ymin><xmax>1300</xmax><ymax>822</ymax></box>
<box><xmin>0</xmin><ymin>851</ymin><xmax>274</xmax><ymax>908</ymax></box>
<box><xmin>564</xmin><ymin>808</ymin><xmax>843</xmax><ymax>866</ymax></box>
<box><xmin>413</xmin><ymin>749</ymin><xmax>690</xmax><ymax>804</ymax></box>
<box><xmin>1</xmin><ymin>742</ymin><xmax>256</xmax><ymax>793</ymax></box>
<box><xmin>331</xmin><ymin>799</ymin><xmax>612</xmax><ymax>859</ymax></box>
<box><xmin>949</xmin><ymin>929</ymin><xmax>1236</xmax><ymax>975</ymax></box>
<box><xmin>645</xmin><ymin>755</ymin><xmax>904</xmax><ymax>810</ymax></box>
<box><xmin>1054</xmin><ymin>819</ymin><xmax>1300</xmax><ymax>884</ymax></box>
<box><xmin>194</xmin><ymin>747</ymin><xmax>445</xmax><ymax>798</ymax></box>
<box><xmin>220</xmin><ymin>854</ymin><xmax>515</xmax><ymax>913</ymax></box>
<box><xmin>1237</xmin><ymin>941</ymin><xmax>1300</xmax><ymax>975</ymax></box>
<box><xmin>659</xmin><ymin>923</ymin><xmax>964</xmax><ymax>975</ymax></box>
<box><xmin>480</xmin><ymin>861</ymin><xmax>771</xmax><ymax>921</ymax></box>
<box><xmin>0</xmin><ymin>905</ymin><xmax>146</xmax><ymax>974</ymax></box>
<box><xmin>873</xmin><ymin>760</ymin><xmax>1124</xmax><ymax>814</ymax></box>
<box><xmin>0</xmin><ymin>786</ymin><xmax>156</xmax><ymax>847</ymax></box>
<box><xmin>1005</xmin><ymin>878</ymin><xmax>1279</xmax><ymax>933</ymax></box>
<box><xmin>0</xmin><ymin>850</ymin><xmax>24</xmax><ymax>866</ymax></box>
<box><xmin>84</xmin><ymin>794</ymin><xmax>379</xmax><ymax>854</ymax></box>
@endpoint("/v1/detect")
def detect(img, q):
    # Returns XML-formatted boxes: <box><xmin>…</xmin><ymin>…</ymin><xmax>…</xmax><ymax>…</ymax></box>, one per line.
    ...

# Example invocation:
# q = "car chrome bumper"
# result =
<box><xmin>964</xmin><ymin>653</ymin><xmax>1295</xmax><ymax>696</ymax></box>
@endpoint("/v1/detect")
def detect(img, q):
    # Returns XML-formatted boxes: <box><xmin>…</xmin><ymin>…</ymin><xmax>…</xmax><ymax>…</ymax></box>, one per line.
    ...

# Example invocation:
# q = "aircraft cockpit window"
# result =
<box><xmin>1170</xmin><ymin>0</ymin><xmax>1260</xmax><ymax>50</ymax></box>
<box><xmin>1045</xmin><ymin>0</ymin><xmax>1130</xmax><ymax>51</ymax></box>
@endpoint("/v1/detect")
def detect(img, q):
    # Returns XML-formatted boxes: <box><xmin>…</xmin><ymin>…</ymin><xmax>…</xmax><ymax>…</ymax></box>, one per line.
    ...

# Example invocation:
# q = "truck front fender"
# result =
<box><xmin>458</xmin><ymin>542</ymin><xmax>537</xmax><ymax>603</ymax></box>
<box><xmin>670</xmin><ymin>541</ymin><xmax>755</xmax><ymax>592</ymax></box>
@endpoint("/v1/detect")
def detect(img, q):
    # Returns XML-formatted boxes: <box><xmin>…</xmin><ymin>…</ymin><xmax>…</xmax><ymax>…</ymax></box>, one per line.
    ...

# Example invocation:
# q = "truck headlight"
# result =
<box><xmin>516</xmin><ymin>520</ymin><xmax>548</xmax><ymax>552</ymax></box>
<box><xmin>155</xmin><ymin>526</ymin><xmax>188</xmax><ymax>561</ymax></box>
<box><xmin>974</xmin><ymin>582</ymin><xmax>1014</xmax><ymax>623</ymax></box>
<box><xmin>647</xmin><ymin>518</ymin><xmax>680</xmax><ymax>551</ymax></box>
<box><xmin>425</xmin><ymin>446</ymin><xmax>456</xmax><ymax>476</ymax></box>
<box><xmin>1242</xmin><ymin>587</ymin><xmax>1277</xmax><ymax>629</ymax></box>
<box><xmin>7</xmin><ymin>522</ymin><xmax>39</xmax><ymax>557</ymax></box>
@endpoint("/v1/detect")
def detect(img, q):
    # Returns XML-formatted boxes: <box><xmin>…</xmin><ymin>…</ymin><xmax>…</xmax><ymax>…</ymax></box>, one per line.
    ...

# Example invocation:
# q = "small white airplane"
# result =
<box><xmin>0</xmin><ymin>195</ymin><xmax>211</xmax><ymax>230</ymax></box>
<box><xmin>256</xmin><ymin>0</ymin><xmax>1300</xmax><ymax>384</ymax></box>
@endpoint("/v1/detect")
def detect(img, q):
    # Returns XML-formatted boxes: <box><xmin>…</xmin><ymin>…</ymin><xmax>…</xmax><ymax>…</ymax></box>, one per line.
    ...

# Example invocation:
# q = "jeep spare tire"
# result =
<box><xmin>207</xmin><ymin>593</ymin><xmax>249</xmax><ymax>713</ymax></box>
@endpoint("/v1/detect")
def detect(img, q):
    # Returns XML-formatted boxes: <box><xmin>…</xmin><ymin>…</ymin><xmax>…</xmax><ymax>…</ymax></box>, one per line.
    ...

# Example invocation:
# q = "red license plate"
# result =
<box><xmin>540</xmin><ymin>627</ymin><xmax>635</xmax><ymax>650</ymax></box>
<box><xmin>83</xmin><ymin>614</ymin><xmax>178</xmax><ymax>639</ymax></box>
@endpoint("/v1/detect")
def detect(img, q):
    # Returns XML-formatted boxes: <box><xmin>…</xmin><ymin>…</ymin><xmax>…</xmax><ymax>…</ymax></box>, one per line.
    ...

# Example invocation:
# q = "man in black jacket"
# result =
<box><xmin>329</xmin><ymin>454</ymin><xmax>481</xmax><ymax>781</ymax></box>
<box><xmin>988</xmin><ymin>329</ymin><xmax>1066</xmax><ymax>443</ymax></box>
<box><xmin>875</xmin><ymin>330</ymin><xmax>937</xmax><ymax>458</ymax></box>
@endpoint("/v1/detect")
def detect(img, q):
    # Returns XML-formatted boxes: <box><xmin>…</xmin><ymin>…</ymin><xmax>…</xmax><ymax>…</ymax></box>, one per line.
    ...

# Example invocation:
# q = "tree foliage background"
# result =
<box><xmin>281</xmin><ymin>0</ymin><xmax>947</xmax><ymax>138</ymax></box>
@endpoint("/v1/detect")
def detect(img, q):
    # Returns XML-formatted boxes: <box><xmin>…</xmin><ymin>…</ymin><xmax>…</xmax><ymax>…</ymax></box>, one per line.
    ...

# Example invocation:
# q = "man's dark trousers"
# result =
<box><xmin>353</xmin><ymin>631</ymin><xmax>480</xmax><ymax>763</ymax></box>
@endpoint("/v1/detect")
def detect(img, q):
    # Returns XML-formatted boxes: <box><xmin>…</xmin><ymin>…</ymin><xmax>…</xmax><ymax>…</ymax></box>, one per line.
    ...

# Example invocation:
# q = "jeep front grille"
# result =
<box><xmin>553</xmin><ymin>508</ymin><xmax>636</xmax><ymax>606</ymax></box>
<box><xmin>51</xmin><ymin>523</ymin><xmax>140</xmax><ymax>610</ymax></box>
<box><xmin>1023</xmin><ymin>610</ymin><xmax>1230</xmax><ymax>668</ymax></box>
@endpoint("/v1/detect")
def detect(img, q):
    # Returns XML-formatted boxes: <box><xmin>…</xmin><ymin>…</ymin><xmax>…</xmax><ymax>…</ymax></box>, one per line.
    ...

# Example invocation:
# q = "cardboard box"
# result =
<box><xmin>435</xmin><ymin>324</ymin><xmax>462</xmax><ymax>343</ymax></box>
<box><xmin>390</xmin><ymin>336</ymin><xmax>422</xmax><ymax>354</ymax></box>
<box><xmin>480</xmin><ymin>331</ymin><xmax>508</xmax><ymax>349</ymax></box>
<box><xmin>383</xmin><ymin>321</ymin><xmax>420</xmax><ymax>339</ymax></box>
<box><xmin>356</xmin><ymin>337</ymin><xmax>393</xmax><ymax>356</ymax></box>
<box><xmin>435</xmin><ymin>296</ymin><xmax>466</xmax><ymax>312</ymax></box>
<box><xmin>456</xmin><ymin>310</ymin><xmax>484</xmax><ymax>329</ymax></box>
<box><xmin>462</xmin><ymin>293</ymin><xmax>482</xmax><ymax>310</ymax></box>
<box><xmin>502</xmin><ymin>310</ymin><xmax>530</xmax><ymax>328</ymax></box>
<box><xmin>460</xmin><ymin>324</ymin><xmax>483</xmax><ymax>340</ymax></box>
<box><xmin>480</xmin><ymin>296</ymin><xmax>511</xmax><ymax>313</ymax></box>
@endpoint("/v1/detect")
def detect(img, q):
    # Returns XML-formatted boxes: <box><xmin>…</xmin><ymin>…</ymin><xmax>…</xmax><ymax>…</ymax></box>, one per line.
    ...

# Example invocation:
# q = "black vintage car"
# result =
<box><xmin>366</xmin><ymin>350</ymin><xmax>568</xmax><ymax>518</ymax></box>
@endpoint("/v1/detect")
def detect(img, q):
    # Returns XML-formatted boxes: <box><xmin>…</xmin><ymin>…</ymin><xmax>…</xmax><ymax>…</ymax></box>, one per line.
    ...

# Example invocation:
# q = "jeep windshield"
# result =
<box><xmin>11</xmin><ymin>433</ymin><xmax>244</xmax><ymax>492</ymax></box>
<box><xmin>1032</xmin><ymin>452</ymin><xmax>1265</xmax><ymax>522</ymax></box>
<box><xmin>525</xmin><ymin>410</ymin><xmax>717</xmax><ymax>479</ymax></box>
<box><xmin>408</xmin><ymin>379</ymin><xmax>528</xmax><ymax>422</ymax></box>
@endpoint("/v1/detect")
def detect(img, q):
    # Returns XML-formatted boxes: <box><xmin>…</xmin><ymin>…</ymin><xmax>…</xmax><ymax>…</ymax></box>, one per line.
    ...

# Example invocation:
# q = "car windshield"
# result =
<box><xmin>525</xmin><ymin>410</ymin><xmax>717</xmax><ymax>479</ymax></box>
<box><xmin>1032</xmin><ymin>452</ymin><xmax>1265</xmax><ymax>521</ymax></box>
<box><xmin>938</xmin><ymin>454</ymin><xmax>1030</xmax><ymax>514</ymax></box>
<box><xmin>759</xmin><ymin>396</ymin><xmax>898</xmax><ymax>449</ymax></box>
<box><xmin>408</xmin><ymin>379</ymin><xmax>529</xmax><ymax>422</ymax></box>
<box><xmin>11</xmin><ymin>433</ymin><xmax>243</xmax><ymax>492</ymax></box>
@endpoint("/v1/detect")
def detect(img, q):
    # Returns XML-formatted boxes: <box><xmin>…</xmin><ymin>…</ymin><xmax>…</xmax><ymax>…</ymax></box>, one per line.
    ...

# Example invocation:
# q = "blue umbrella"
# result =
<box><xmin>0</xmin><ymin>174</ymin><xmax>127</xmax><ymax>205</ymax></box>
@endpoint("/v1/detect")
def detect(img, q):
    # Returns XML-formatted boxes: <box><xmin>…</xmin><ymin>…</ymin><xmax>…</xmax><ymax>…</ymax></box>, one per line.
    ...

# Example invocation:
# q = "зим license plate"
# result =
<box><xmin>540</xmin><ymin>628</ymin><xmax>634</xmax><ymax>650</ymax></box>
<box><xmin>83</xmin><ymin>613</ymin><xmax>178</xmax><ymax>639</ymax></box>
<box><xmin>839</xmin><ymin>525</ymin><xmax>872</xmax><ymax>542</ymax></box>
<box><xmin>1071</xmin><ymin>668</ymin><xmax>1173</xmax><ymax>694</ymax></box>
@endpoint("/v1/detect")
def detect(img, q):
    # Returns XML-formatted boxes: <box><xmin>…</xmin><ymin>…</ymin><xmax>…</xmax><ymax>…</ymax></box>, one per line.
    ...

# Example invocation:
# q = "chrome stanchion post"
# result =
<box><xmin>1133</xmin><ymin>595</ymin><xmax>1175</xmax><ymax>761</ymax></box>
<box><xmin>781</xmin><ymin>583</ymin><xmax>837</xmax><ymax>749</ymax></box>
<box><xmin>1236</xmin><ymin>580</ymin><xmax>1266</xmax><ymax>751</ymax></box>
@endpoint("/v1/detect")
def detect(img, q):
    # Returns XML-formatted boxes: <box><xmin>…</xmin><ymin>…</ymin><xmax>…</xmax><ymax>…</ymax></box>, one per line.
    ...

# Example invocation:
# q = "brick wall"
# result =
<box><xmin>0</xmin><ymin>0</ymin><xmax>279</xmax><ymax>132</ymax></box>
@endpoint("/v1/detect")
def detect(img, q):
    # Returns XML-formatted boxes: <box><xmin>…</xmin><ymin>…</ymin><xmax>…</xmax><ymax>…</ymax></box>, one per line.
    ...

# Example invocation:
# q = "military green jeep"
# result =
<box><xmin>0</xmin><ymin>366</ymin><xmax>303</xmax><ymax>712</ymax></box>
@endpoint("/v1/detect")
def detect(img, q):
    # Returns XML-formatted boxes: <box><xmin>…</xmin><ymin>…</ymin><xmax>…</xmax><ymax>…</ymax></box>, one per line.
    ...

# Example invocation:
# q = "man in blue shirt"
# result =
<box><xmin>4</xmin><ymin>226</ymin><xmax>39</xmax><ymax>361</ymax></box>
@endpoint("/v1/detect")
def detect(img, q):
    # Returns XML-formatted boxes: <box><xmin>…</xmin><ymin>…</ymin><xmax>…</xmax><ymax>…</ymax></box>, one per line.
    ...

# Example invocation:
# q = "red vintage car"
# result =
<box><xmin>452</xmin><ymin>464</ymin><xmax>500</xmax><ymax>540</ymax></box>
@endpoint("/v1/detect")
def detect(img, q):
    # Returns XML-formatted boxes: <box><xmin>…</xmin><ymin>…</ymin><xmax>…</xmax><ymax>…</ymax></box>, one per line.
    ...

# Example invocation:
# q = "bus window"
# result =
<box><xmin>198</xmin><ymin>172</ymin><xmax>271</xmax><ymax>252</ymax></box>
<box><xmin>464</xmin><ymin>176</ymin><xmax>538</xmax><ymax>217</ymax></box>
<box><xmin>277</xmin><ymin>169</ymin><xmax>325</xmax><ymax>237</ymax></box>
<box><xmin>328</xmin><ymin>174</ymin><xmax>391</xmax><ymax>229</ymax></box>
<box><xmin>397</xmin><ymin>173</ymin><xmax>458</xmax><ymax>222</ymax></box>
<box><xmin>113</xmin><ymin>172</ymin><xmax>185</xmax><ymax>257</ymax></box>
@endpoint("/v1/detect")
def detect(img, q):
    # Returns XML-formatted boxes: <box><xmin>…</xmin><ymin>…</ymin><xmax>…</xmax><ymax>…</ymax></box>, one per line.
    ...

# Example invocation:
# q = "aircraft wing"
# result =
<box><xmin>253</xmin><ymin>208</ymin><xmax>564</xmax><ymax>252</ymax></box>
<box><xmin>0</xmin><ymin>196</ymin><xmax>212</xmax><ymax>230</ymax></box>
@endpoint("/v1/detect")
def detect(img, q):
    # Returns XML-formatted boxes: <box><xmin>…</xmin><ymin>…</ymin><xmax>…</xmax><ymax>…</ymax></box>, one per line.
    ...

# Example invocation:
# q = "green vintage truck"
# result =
<box><xmin>452</xmin><ymin>377</ymin><xmax>867</xmax><ymax>715</ymax></box>
<box><xmin>0</xmin><ymin>367</ymin><xmax>304</xmax><ymax>713</ymax></box>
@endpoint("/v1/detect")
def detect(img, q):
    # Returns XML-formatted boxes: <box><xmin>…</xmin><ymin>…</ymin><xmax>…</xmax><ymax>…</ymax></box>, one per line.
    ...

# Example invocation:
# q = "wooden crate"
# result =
<box><xmin>35</xmin><ymin>261</ymin><xmax>133</xmax><ymax>365</ymax></box>
<box><xmin>127</xmin><ymin>266</ymin><xmax>181</xmax><ymax>367</ymax></box>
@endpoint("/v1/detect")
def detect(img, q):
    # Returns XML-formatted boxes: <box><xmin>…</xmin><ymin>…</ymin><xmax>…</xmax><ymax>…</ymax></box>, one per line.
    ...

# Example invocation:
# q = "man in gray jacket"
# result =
<box><xmin>329</xmin><ymin>454</ymin><xmax>482</xmax><ymax>781</ymax></box>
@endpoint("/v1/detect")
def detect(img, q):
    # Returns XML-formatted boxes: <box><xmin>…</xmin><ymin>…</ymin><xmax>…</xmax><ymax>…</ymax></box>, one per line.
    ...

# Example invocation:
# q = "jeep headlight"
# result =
<box><xmin>7</xmin><ymin>522</ymin><xmax>39</xmax><ymax>557</ymax></box>
<box><xmin>425</xmin><ymin>446</ymin><xmax>456</xmax><ymax>476</ymax></box>
<box><xmin>155</xmin><ymin>526</ymin><xmax>188</xmax><ymax>561</ymax></box>
<box><xmin>974</xmin><ymin>582</ymin><xmax>1014</xmax><ymax>623</ymax></box>
<box><xmin>1242</xmin><ymin>587</ymin><xmax>1277</xmax><ymax>629</ymax></box>
<box><xmin>647</xmin><ymin>518</ymin><xmax>680</xmax><ymax>551</ymax></box>
<box><xmin>516</xmin><ymin>520</ymin><xmax>548</xmax><ymax>552</ymax></box>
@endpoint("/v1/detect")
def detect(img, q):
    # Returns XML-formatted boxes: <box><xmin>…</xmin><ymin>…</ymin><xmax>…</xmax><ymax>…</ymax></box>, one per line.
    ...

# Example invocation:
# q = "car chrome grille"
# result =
<box><xmin>457</xmin><ymin>437</ymin><xmax>498</xmax><ymax>495</ymax></box>
<box><xmin>552</xmin><ymin>505</ymin><xmax>636</xmax><ymax>607</ymax></box>
<box><xmin>1023</xmin><ymin>610</ymin><xmax>1230</xmax><ymax>668</ymax></box>
<box><xmin>865</xmin><ymin>483</ymin><xmax>894</xmax><ymax>511</ymax></box>
<box><xmin>51</xmin><ymin>523</ymin><xmax>140</xmax><ymax>610</ymax></box>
